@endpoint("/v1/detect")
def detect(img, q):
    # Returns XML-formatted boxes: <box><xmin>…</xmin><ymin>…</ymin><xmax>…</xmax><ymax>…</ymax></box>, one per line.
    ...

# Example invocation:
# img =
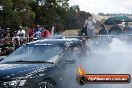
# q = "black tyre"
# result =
<box><xmin>39</xmin><ymin>79</ymin><xmax>57</xmax><ymax>88</ymax></box>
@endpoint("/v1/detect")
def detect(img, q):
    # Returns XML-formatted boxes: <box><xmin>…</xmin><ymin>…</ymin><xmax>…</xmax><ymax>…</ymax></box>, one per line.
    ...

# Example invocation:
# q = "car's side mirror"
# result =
<box><xmin>65</xmin><ymin>59</ymin><xmax>76</xmax><ymax>64</ymax></box>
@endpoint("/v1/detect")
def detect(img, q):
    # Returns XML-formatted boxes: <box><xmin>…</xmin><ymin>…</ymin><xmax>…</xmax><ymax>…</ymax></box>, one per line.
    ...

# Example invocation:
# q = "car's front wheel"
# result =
<box><xmin>39</xmin><ymin>79</ymin><xmax>57</xmax><ymax>88</ymax></box>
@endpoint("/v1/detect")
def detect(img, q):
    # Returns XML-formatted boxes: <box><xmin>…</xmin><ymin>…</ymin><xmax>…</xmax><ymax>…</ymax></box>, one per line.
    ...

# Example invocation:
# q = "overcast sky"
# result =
<box><xmin>69</xmin><ymin>0</ymin><xmax>132</xmax><ymax>14</ymax></box>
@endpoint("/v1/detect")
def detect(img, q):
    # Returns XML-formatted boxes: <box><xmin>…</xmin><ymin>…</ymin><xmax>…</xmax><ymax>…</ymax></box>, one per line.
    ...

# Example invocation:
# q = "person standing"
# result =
<box><xmin>0</xmin><ymin>27</ymin><xmax>6</xmax><ymax>38</ymax></box>
<box><xmin>28</xmin><ymin>27</ymin><xmax>34</xmax><ymax>37</ymax></box>
<box><xmin>85</xmin><ymin>17</ymin><xmax>96</xmax><ymax>38</ymax></box>
<box><xmin>41</xmin><ymin>27</ymin><xmax>51</xmax><ymax>38</ymax></box>
<box><xmin>123</xmin><ymin>22</ymin><xmax>131</xmax><ymax>33</ymax></box>
<box><xmin>17</xmin><ymin>26</ymin><xmax>26</xmax><ymax>38</ymax></box>
<box><xmin>12</xmin><ymin>38</ymin><xmax>20</xmax><ymax>50</ymax></box>
<box><xmin>99</xmin><ymin>24</ymin><xmax>108</xmax><ymax>35</ymax></box>
<box><xmin>109</xmin><ymin>23</ymin><xmax>122</xmax><ymax>35</ymax></box>
<box><xmin>0</xmin><ymin>38</ymin><xmax>14</xmax><ymax>56</ymax></box>
<box><xmin>28</xmin><ymin>27</ymin><xmax>34</xmax><ymax>42</ymax></box>
<box><xmin>81</xmin><ymin>25</ymin><xmax>87</xmax><ymax>36</ymax></box>
<box><xmin>17</xmin><ymin>26</ymin><xmax>26</xmax><ymax>45</ymax></box>
<box><xmin>34</xmin><ymin>25</ymin><xmax>43</xmax><ymax>40</ymax></box>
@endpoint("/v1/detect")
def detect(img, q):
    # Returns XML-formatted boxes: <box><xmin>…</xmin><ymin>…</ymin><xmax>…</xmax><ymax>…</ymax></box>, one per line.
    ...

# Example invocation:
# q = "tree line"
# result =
<box><xmin>0</xmin><ymin>0</ymin><xmax>91</xmax><ymax>31</ymax></box>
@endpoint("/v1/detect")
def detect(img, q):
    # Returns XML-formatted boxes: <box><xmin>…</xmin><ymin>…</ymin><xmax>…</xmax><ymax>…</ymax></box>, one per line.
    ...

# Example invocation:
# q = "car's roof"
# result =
<box><xmin>28</xmin><ymin>38</ymin><xmax>81</xmax><ymax>45</ymax></box>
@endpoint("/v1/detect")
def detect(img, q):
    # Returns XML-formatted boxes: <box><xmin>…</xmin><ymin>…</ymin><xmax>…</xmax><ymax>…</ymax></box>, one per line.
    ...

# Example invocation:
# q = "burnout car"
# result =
<box><xmin>0</xmin><ymin>39</ymin><xmax>87</xmax><ymax>88</ymax></box>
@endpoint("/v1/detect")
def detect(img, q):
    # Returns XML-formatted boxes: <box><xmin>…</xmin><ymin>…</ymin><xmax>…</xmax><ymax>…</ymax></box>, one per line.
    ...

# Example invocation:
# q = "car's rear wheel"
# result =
<box><xmin>39</xmin><ymin>79</ymin><xmax>57</xmax><ymax>88</ymax></box>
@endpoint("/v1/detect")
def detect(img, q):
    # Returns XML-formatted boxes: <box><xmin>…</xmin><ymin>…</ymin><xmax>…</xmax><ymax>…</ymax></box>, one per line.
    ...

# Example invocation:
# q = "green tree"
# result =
<box><xmin>0</xmin><ymin>0</ymin><xmax>35</xmax><ymax>29</ymax></box>
<box><xmin>29</xmin><ymin>0</ymin><xmax>69</xmax><ymax>29</ymax></box>
<box><xmin>64</xmin><ymin>5</ymin><xmax>91</xmax><ymax>29</ymax></box>
<box><xmin>0</xmin><ymin>0</ymin><xmax>91</xmax><ymax>32</ymax></box>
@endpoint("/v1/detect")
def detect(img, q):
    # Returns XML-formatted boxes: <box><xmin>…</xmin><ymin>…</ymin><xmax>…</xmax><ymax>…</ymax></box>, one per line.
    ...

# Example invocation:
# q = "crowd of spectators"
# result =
<box><xmin>80</xmin><ymin>17</ymin><xmax>132</xmax><ymax>37</ymax></box>
<box><xmin>0</xmin><ymin>25</ymin><xmax>51</xmax><ymax>56</ymax></box>
<box><xmin>99</xmin><ymin>22</ymin><xmax>132</xmax><ymax>35</ymax></box>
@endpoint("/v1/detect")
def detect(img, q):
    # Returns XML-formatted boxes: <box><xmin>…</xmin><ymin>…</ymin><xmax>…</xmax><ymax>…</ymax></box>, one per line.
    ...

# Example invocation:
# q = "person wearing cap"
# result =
<box><xmin>85</xmin><ymin>16</ymin><xmax>96</xmax><ymax>38</ymax></box>
<box><xmin>6</xmin><ymin>28</ymin><xmax>13</xmax><ymax>38</ymax></box>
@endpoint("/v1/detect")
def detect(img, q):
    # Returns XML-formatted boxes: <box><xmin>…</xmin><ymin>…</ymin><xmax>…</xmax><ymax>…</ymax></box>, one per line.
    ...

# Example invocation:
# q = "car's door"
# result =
<box><xmin>61</xmin><ymin>44</ymin><xmax>84</xmax><ymax>88</ymax></box>
<box><xmin>48</xmin><ymin>46</ymin><xmax>69</xmax><ymax>87</ymax></box>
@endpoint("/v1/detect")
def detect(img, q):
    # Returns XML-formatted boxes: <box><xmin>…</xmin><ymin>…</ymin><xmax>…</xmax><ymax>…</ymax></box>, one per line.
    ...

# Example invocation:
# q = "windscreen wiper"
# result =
<box><xmin>15</xmin><ymin>60</ymin><xmax>54</xmax><ymax>64</ymax></box>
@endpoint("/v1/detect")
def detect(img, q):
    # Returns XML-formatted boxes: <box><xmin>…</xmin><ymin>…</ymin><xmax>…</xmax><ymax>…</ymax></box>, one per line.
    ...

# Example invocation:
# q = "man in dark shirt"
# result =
<box><xmin>0</xmin><ymin>38</ymin><xmax>14</xmax><ymax>56</ymax></box>
<box><xmin>99</xmin><ymin>24</ymin><xmax>108</xmax><ymax>35</ymax></box>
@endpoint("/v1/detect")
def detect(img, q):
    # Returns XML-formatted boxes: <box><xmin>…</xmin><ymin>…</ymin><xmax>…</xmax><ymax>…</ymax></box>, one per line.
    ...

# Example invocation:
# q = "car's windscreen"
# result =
<box><xmin>1</xmin><ymin>44</ymin><xmax>64</xmax><ymax>63</ymax></box>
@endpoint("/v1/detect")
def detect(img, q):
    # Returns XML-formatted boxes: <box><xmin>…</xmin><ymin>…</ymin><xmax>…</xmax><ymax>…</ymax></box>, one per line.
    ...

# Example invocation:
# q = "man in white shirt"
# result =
<box><xmin>16</xmin><ymin>26</ymin><xmax>26</xmax><ymax>45</ymax></box>
<box><xmin>85</xmin><ymin>17</ymin><xmax>96</xmax><ymax>38</ymax></box>
<box><xmin>17</xmin><ymin>26</ymin><xmax>26</xmax><ymax>37</ymax></box>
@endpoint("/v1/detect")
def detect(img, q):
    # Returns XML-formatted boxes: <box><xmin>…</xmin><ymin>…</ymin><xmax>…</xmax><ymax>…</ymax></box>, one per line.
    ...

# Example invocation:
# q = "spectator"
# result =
<box><xmin>17</xmin><ymin>26</ymin><xmax>26</xmax><ymax>37</ymax></box>
<box><xmin>12</xmin><ymin>38</ymin><xmax>20</xmax><ymax>50</ymax></box>
<box><xmin>85</xmin><ymin>17</ymin><xmax>96</xmax><ymax>38</ymax></box>
<box><xmin>81</xmin><ymin>25</ymin><xmax>87</xmax><ymax>36</ymax></box>
<box><xmin>0</xmin><ymin>42</ymin><xmax>4</xmax><ymax>56</ymax></box>
<box><xmin>28</xmin><ymin>27</ymin><xmax>34</xmax><ymax>37</ymax></box>
<box><xmin>0</xmin><ymin>27</ymin><xmax>6</xmax><ymax>38</ymax></box>
<box><xmin>34</xmin><ymin>25</ymin><xmax>43</xmax><ymax>39</ymax></box>
<box><xmin>7</xmin><ymin>28</ymin><xmax>14</xmax><ymax>37</ymax></box>
<box><xmin>109</xmin><ymin>24</ymin><xmax>122</xmax><ymax>35</ymax></box>
<box><xmin>17</xmin><ymin>26</ymin><xmax>26</xmax><ymax>45</ymax></box>
<box><xmin>41</xmin><ymin>27</ymin><xmax>51</xmax><ymax>38</ymax></box>
<box><xmin>0</xmin><ymin>38</ymin><xmax>14</xmax><ymax>56</ymax></box>
<box><xmin>27</xmin><ymin>27</ymin><xmax>34</xmax><ymax>42</ymax></box>
<box><xmin>12</xmin><ymin>31</ymin><xmax>20</xmax><ymax>44</ymax></box>
<box><xmin>123</xmin><ymin>22</ymin><xmax>131</xmax><ymax>33</ymax></box>
<box><xmin>99</xmin><ymin>24</ymin><xmax>108</xmax><ymax>35</ymax></box>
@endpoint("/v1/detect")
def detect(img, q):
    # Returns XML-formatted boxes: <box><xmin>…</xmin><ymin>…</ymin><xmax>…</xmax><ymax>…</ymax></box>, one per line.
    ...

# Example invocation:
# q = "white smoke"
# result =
<box><xmin>65</xmin><ymin>37</ymin><xmax>132</xmax><ymax>88</ymax></box>
<box><xmin>74</xmin><ymin>37</ymin><xmax>132</xmax><ymax>88</ymax></box>
<box><xmin>109</xmin><ymin>38</ymin><xmax>129</xmax><ymax>53</ymax></box>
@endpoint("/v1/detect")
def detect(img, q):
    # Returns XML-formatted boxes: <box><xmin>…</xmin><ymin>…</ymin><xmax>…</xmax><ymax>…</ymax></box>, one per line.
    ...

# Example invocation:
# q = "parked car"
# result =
<box><xmin>0</xmin><ymin>39</ymin><xmax>87</xmax><ymax>88</ymax></box>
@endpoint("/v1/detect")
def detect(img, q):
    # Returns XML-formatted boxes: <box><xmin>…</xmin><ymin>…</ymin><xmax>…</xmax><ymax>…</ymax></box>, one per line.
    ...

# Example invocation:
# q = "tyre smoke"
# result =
<box><xmin>65</xmin><ymin>36</ymin><xmax>132</xmax><ymax>88</ymax></box>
